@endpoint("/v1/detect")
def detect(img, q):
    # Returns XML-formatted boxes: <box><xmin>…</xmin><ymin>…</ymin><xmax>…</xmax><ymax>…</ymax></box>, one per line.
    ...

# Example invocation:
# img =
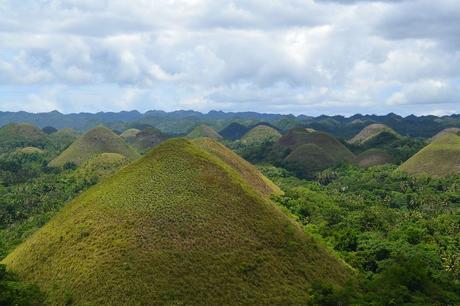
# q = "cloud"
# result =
<box><xmin>0</xmin><ymin>0</ymin><xmax>458</xmax><ymax>115</ymax></box>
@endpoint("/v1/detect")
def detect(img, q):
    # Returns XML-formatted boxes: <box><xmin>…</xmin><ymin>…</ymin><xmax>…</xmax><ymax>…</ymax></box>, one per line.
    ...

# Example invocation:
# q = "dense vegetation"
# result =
<box><xmin>260</xmin><ymin>164</ymin><xmax>460</xmax><ymax>305</ymax></box>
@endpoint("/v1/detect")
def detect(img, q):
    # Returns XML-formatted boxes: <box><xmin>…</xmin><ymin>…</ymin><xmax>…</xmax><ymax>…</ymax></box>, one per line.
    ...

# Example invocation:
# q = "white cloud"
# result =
<box><xmin>0</xmin><ymin>0</ymin><xmax>458</xmax><ymax>114</ymax></box>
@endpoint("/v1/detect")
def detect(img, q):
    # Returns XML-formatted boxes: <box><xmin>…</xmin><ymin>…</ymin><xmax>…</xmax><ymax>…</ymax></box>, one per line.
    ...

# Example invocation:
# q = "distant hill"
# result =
<box><xmin>274</xmin><ymin>128</ymin><xmax>355</xmax><ymax>177</ymax></box>
<box><xmin>398</xmin><ymin>133</ymin><xmax>460</xmax><ymax>177</ymax></box>
<box><xmin>49</xmin><ymin>126</ymin><xmax>140</xmax><ymax>167</ymax></box>
<box><xmin>48</xmin><ymin>128</ymin><xmax>79</xmax><ymax>151</ymax></box>
<box><xmin>130</xmin><ymin>127</ymin><xmax>169</xmax><ymax>154</ymax></box>
<box><xmin>431</xmin><ymin>127</ymin><xmax>460</xmax><ymax>141</ymax></box>
<box><xmin>0</xmin><ymin>123</ymin><xmax>50</xmax><ymax>153</ymax></box>
<box><xmin>219</xmin><ymin>122</ymin><xmax>250</xmax><ymax>140</ymax></box>
<box><xmin>241</xmin><ymin>125</ymin><xmax>282</xmax><ymax>145</ymax></box>
<box><xmin>349</xmin><ymin>124</ymin><xmax>399</xmax><ymax>145</ymax></box>
<box><xmin>3</xmin><ymin>138</ymin><xmax>349</xmax><ymax>305</ymax></box>
<box><xmin>75</xmin><ymin>153</ymin><xmax>130</xmax><ymax>180</ymax></box>
<box><xmin>186</xmin><ymin>124</ymin><xmax>222</xmax><ymax>140</ymax></box>
<box><xmin>357</xmin><ymin>149</ymin><xmax>393</xmax><ymax>167</ymax></box>
<box><xmin>120</xmin><ymin>128</ymin><xmax>141</xmax><ymax>142</ymax></box>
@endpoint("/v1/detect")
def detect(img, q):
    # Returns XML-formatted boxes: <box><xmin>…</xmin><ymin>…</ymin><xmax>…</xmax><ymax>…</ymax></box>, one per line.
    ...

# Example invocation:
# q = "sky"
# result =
<box><xmin>0</xmin><ymin>0</ymin><xmax>459</xmax><ymax>116</ymax></box>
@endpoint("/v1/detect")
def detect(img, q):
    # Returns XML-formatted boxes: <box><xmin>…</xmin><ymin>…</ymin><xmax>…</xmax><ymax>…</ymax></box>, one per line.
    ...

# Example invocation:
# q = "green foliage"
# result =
<box><xmin>264</xmin><ymin>164</ymin><xmax>460</xmax><ymax>305</ymax></box>
<box><xmin>0</xmin><ymin>264</ymin><xmax>44</xmax><ymax>305</ymax></box>
<box><xmin>186</xmin><ymin>124</ymin><xmax>223</xmax><ymax>140</ymax></box>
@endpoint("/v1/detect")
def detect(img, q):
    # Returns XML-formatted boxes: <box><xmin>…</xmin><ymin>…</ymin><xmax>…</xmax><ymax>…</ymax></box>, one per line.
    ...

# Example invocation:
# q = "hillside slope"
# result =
<box><xmin>130</xmin><ymin>127</ymin><xmax>168</xmax><ymax>153</ymax></box>
<box><xmin>0</xmin><ymin>123</ymin><xmax>50</xmax><ymax>153</ymax></box>
<box><xmin>4</xmin><ymin>138</ymin><xmax>349</xmax><ymax>305</ymax></box>
<box><xmin>349</xmin><ymin>123</ymin><xmax>399</xmax><ymax>144</ymax></box>
<box><xmin>49</xmin><ymin>126</ymin><xmax>139</xmax><ymax>167</ymax></box>
<box><xmin>241</xmin><ymin>125</ymin><xmax>282</xmax><ymax>145</ymax></box>
<box><xmin>431</xmin><ymin>127</ymin><xmax>460</xmax><ymax>141</ymax></box>
<box><xmin>186</xmin><ymin>124</ymin><xmax>222</xmax><ymax>140</ymax></box>
<box><xmin>398</xmin><ymin>133</ymin><xmax>460</xmax><ymax>177</ymax></box>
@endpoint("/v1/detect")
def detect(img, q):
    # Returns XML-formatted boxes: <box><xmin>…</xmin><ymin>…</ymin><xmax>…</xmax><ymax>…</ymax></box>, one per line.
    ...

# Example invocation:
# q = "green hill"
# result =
<box><xmin>241</xmin><ymin>125</ymin><xmax>282</xmax><ymax>145</ymax></box>
<box><xmin>357</xmin><ymin>149</ymin><xmax>393</xmax><ymax>167</ymax></box>
<box><xmin>219</xmin><ymin>122</ymin><xmax>250</xmax><ymax>140</ymax></box>
<box><xmin>398</xmin><ymin>133</ymin><xmax>460</xmax><ymax>177</ymax></box>
<box><xmin>431</xmin><ymin>127</ymin><xmax>460</xmax><ymax>141</ymax></box>
<box><xmin>15</xmin><ymin>146</ymin><xmax>44</xmax><ymax>155</ymax></box>
<box><xmin>131</xmin><ymin>127</ymin><xmax>168</xmax><ymax>154</ymax></box>
<box><xmin>49</xmin><ymin>126</ymin><xmax>140</xmax><ymax>167</ymax></box>
<box><xmin>0</xmin><ymin>123</ymin><xmax>50</xmax><ymax>153</ymax></box>
<box><xmin>76</xmin><ymin>153</ymin><xmax>130</xmax><ymax>180</ymax></box>
<box><xmin>120</xmin><ymin>128</ymin><xmax>141</xmax><ymax>142</ymax></box>
<box><xmin>49</xmin><ymin>128</ymin><xmax>79</xmax><ymax>151</ymax></box>
<box><xmin>3</xmin><ymin>138</ymin><xmax>349</xmax><ymax>305</ymax></box>
<box><xmin>349</xmin><ymin>124</ymin><xmax>399</xmax><ymax>144</ymax></box>
<box><xmin>273</xmin><ymin>128</ymin><xmax>355</xmax><ymax>177</ymax></box>
<box><xmin>186</xmin><ymin>124</ymin><xmax>222</xmax><ymax>140</ymax></box>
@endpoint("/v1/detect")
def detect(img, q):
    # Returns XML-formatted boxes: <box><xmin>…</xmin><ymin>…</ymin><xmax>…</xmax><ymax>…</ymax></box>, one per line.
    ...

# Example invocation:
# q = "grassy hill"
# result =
<box><xmin>120</xmin><ymin>128</ymin><xmax>141</xmax><ymax>142</ymax></box>
<box><xmin>241</xmin><ymin>125</ymin><xmax>282</xmax><ymax>145</ymax></box>
<box><xmin>186</xmin><ymin>124</ymin><xmax>222</xmax><ymax>140</ymax></box>
<box><xmin>0</xmin><ymin>123</ymin><xmax>50</xmax><ymax>153</ymax></box>
<box><xmin>357</xmin><ymin>148</ymin><xmax>393</xmax><ymax>167</ymax></box>
<box><xmin>192</xmin><ymin>137</ymin><xmax>282</xmax><ymax>197</ymax></box>
<box><xmin>15</xmin><ymin>147</ymin><xmax>44</xmax><ymax>155</ymax></box>
<box><xmin>49</xmin><ymin>126</ymin><xmax>140</xmax><ymax>167</ymax></box>
<box><xmin>398</xmin><ymin>133</ymin><xmax>460</xmax><ymax>177</ymax></box>
<box><xmin>130</xmin><ymin>127</ymin><xmax>168</xmax><ymax>154</ymax></box>
<box><xmin>349</xmin><ymin>123</ymin><xmax>399</xmax><ymax>144</ymax></box>
<box><xmin>3</xmin><ymin>138</ymin><xmax>350</xmax><ymax>305</ymax></box>
<box><xmin>431</xmin><ymin>127</ymin><xmax>460</xmax><ymax>141</ymax></box>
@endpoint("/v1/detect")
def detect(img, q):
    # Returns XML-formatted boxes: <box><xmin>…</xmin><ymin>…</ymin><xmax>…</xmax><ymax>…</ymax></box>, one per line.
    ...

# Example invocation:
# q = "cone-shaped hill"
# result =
<box><xmin>241</xmin><ymin>125</ymin><xmax>282</xmax><ymax>145</ymax></box>
<box><xmin>431</xmin><ymin>127</ymin><xmax>460</xmax><ymax>142</ymax></box>
<box><xmin>120</xmin><ymin>128</ymin><xmax>141</xmax><ymax>142</ymax></box>
<box><xmin>49</xmin><ymin>126</ymin><xmax>140</xmax><ymax>167</ymax></box>
<box><xmin>192</xmin><ymin>137</ymin><xmax>282</xmax><ymax>196</ymax></box>
<box><xmin>398</xmin><ymin>133</ymin><xmax>460</xmax><ymax>177</ymax></box>
<box><xmin>0</xmin><ymin>123</ymin><xmax>50</xmax><ymax>153</ymax></box>
<box><xmin>130</xmin><ymin>127</ymin><xmax>169</xmax><ymax>154</ymax></box>
<box><xmin>4</xmin><ymin>138</ymin><xmax>350</xmax><ymax>305</ymax></box>
<box><xmin>274</xmin><ymin>128</ymin><xmax>355</xmax><ymax>176</ymax></box>
<box><xmin>186</xmin><ymin>124</ymin><xmax>222</xmax><ymax>140</ymax></box>
<box><xmin>349</xmin><ymin>123</ymin><xmax>399</xmax><ymax>145</ymax></box>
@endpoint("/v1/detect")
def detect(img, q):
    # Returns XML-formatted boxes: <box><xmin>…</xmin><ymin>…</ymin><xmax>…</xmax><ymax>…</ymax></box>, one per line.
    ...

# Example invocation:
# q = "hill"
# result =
<box><xmin>357</xmin><ymin>149</ymin><xmax>393</xmax><ymax>167</ymax></box>
<box><xmin>398</xmin><ymin>133</ymin><xmax>460</xmax><ymax>177</ymax></box>
<box><xmin>273</xmin><ymin>128</ymin><xmax>355</xmax><ymax>177</ymax></box>
<box><xmin>431</xmin><ymin>127</ymin><xmax>460</xmax><ymax>141</ymax></box>
<box><xmin>49</xmin><ymin>126</ymin><xmax>140</xmax><ymax>167</ymax></box>
<box><xmin>119</xmin><ymin>128</ymin><xmax>141</xmax><ymax>142</ymax></box>
<box><xmin>192</xmin><ymin>137</ymin><xmax>282</xmax><ymax>196</ymax></box>
<box><xmin>130</xmin><ymin>127</ymin><xmax>168</xmax><ymax>154</ymax></box>
<box><xmin>349</xmin><ymin>124</ymin><xmax>399</xmax><ymax>144</ymax></box>
<box><xmin>3</xmin><ymin>138</ymin><xmax>350</xmax><ymax>305</ymax></box>
<box><xmin>15</xmin><ymin>147</ymin><xmax>44</xmax><ymax>155</ymax></box>
<box><xmin>186</xmin><ymin>124</ymin><xmax>222</xmax><ymax>140</ymax></box>
<box><xmin>241</xmin><ymin>125</ymin><xmax>282</xmax><ymax>145</ymax></box>
<box><xmin>75</xmin><ymin>153</ymin><xmax>130</xmax><ymax>180</ymax></box>
<box><xmin>0</xmin><ymin>123</ymin><xmax>50</xmax><ymax>153</ymax></box>
<box><xmin>219</xmin><ymin>122</ymin><xmax>250</xmax><ymax>140</ymax></box>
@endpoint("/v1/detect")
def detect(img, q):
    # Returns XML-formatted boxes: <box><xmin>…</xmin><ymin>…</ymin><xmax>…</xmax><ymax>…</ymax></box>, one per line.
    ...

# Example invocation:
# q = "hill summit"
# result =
<box><xmin>49</xmin><ymin>126</ymin><xmax>140</xmax><ymax>167</ymax></box>
<box><xmin>4</xmin><ymin>138</ymin><xmax>349</xmax><ymax>305</ymax></box>
<box><xmin>349</xmin><ymin>123</ymin><xmax>399</xmax><ymax>144</ymax></box>
<box><xmin>241</xmin><ymin>125</ymin><xmax>282</xmax><ymax>145</ymax></box>
<box><xmin>398</xmin><ymin>133</ymin><xmax>460</xmax><ymax>177</ymax></box>
<box><xmin>186</xmin><ymin>124</ymin><xmax>222</xmax><ymax>140</ymax></box>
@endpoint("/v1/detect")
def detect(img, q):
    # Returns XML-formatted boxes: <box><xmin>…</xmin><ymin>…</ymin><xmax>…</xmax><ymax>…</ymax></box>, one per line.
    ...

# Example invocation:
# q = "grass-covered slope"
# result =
<box><xmin>357</xmin><ymin>149</ymin><xmax>393</xmax><ymax>167</ymax></box>
<box><xmin>0</xmin><ymin>123</ymin><xmax>50</xmax><ymax>153</ymax></box>
<box><xmin>241</xmin><ymin>125</ymin><xmax>282</xmax><ymax>145</ymax></box>
<box><xmin>76</xmin><ymin>153</ymin><xmax>129</xmax><ymax>179</ymax></box>
<box><xmin>131</xmin><ymin>127</ymin><xmax>168</xmax><ymax>154</ymax></box>
<box><xmin>186</xmin><ymin>124</ymin><xmax>223</xmax><ymax>140</ymax></box>
<box><xmin>119</xmin><ymin>128</ymin><xmax>141</xmax><ymax>142</ymax></box>
<box><xmin>398</xmin><ymin>133</ymin><xmax>460</xmax><ymax>177</ymax></box>
<box><xmin>349</xmin><ymin>123</ymin><xmax>399</xmax><ymax>144</ymax></box>
<box><xmin>192</xmin><ymin>137</ymin><xmax>282</xmax><ymax>196</ymax></box>
<box><xmin>284</xmin><ymin>143</ymin><xmax>336</xmax><ymax>175</ymax></box>
<box><xmin>431</xmin><ymin>127</ymin><xmax>460</xmax><ymax>141</ymax></box>
<box><xmin>4</xmin><ymin>139</ymin><xmax>349</xmax><ymax>305</ymax></box>
<box><xmin>49</xmin><ymin>126</ymin><xmax>140</xmax><ymax>167</ymax></box>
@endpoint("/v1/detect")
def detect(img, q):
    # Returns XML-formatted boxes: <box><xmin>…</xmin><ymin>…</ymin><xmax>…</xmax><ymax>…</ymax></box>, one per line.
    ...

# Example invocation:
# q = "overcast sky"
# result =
<box><xmin>0</xmin><ymin>0</ymin><xmax>459</xmax><ymax>116</ymax></box>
